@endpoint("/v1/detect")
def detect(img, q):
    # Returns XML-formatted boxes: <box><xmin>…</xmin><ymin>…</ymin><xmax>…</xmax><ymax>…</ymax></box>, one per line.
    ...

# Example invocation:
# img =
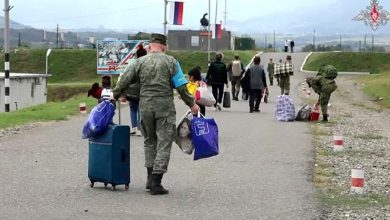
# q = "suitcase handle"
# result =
<box><xmin>121</xmin><ymin>149</ymin><xmax>126</xmax><ymax>162</ymax></box>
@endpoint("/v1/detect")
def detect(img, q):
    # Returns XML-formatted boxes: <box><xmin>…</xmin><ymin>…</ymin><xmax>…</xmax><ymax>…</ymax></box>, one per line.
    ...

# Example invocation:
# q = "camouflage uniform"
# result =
<box><xmin>306</xmin><ymin>66</ymin><xmax>337</xmax><ymax>121</ymax></box>
<box><xmin>267</xmin><ymin>61</ymin><xmax>275</xmax><ymax>86</ymax></box>
<box><xmin>278</xmin><ymin>61</ymin><xmax>294</xmax><ymax>95</ymax></box>
<box><xmin>113</xmin><ymin>53</ymin><xmax>195</xmax><ymax>174</ymax></box>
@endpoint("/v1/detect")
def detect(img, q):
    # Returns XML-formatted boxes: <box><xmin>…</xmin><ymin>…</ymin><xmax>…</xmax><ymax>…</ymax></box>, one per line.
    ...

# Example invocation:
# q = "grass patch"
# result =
<box><xmin>354</xmin><ymin>133</ymin><xmax>385</xmax><ymax>140</ymax></box>
<box><xmin>0</xmin><ymin>95</ymin><xmax>97</xmax><ymax>129</ymax></box>
<box><xmin>319</xmin><ymin>194</ymin><xmax>390</xmax><ymax>209</ymax></box>
<box><xmin>358</xmin><ymin>71</ymin><xmax>390</xmax><ymax>108</ymax></box>
<box><xmin>303</xmin><ymin>52</ymin><xmax>390</xmax><ymax>74</ymax></box>
<box><xmin>48</xmin><ymin>84</ymin><xmax>92</xmax><ymax>102</ymax></box>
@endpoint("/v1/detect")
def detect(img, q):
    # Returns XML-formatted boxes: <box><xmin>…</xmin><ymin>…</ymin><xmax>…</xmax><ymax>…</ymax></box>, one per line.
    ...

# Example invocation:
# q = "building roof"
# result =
<box><xmin>0</xmin><ymin>73</ymin><xmax>51</xmax><ymax>79</ymax></box>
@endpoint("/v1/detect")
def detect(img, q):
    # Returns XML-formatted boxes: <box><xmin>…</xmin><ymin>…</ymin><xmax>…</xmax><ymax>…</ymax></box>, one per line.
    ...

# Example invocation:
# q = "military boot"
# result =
<box><xmin>145</xmin><ymin>167</ymin><xmax>153</xmax><ymax>190</ymax></box>
<box><xmin>150</xmin><ymin>173</ymin><xmax>169</xmax><ymax>195</ymax></box>
<box><xmin>322</xmin><ymin>114</ymin><xmax>328</xmax><ymax>122</ymax></box>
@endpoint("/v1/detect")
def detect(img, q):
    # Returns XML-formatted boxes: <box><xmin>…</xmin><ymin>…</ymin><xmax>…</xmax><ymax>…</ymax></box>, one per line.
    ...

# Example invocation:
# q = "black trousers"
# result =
<box><xmin>199</xmin><ymin>104</ymin><xmax>206</xmax><ymax>116</ymax></box>
<box><xmin>212</xmin><ymin>84</ymin><xmax>224</xmax><ymax>106</ymax></box>
<box><xmin>249</xmin><ymin>89</ymin><xmax>263</xmax><ymax>111</ymax></box>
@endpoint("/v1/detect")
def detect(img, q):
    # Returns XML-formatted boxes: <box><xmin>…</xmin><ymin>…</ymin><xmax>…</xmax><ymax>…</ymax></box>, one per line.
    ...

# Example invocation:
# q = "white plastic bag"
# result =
<box><xmin>195</xmin><ymin>84</ymin><xmax>215</xmax><ymax>107</ymax></box>
<box><xmin>175</xmin><ymin>110</ymin><xmax>194</xmax><ymax>154</ymax></box>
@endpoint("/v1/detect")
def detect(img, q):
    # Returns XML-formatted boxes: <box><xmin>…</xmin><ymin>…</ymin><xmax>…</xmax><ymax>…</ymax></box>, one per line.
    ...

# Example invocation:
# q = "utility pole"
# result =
<box><xmin>163</xmin><ymin>0</ymin><xmax>168</xmax><ymax>35</ymax></box>
<box><xmin>364</xmin><ymin>34</ymin><xmax>367</xmax><ymax>52</ymax></box>
<box><xmin>313</xmin><ymin>28</ymin><xmax>316</xmax><ymax>51</ymax></box>
<box><xmin>223</xmin><ymin>0</ymin><xmax>227</xmax><ymax>30</ymax></box>
<box><xmin>273</xmin><ymin>30</ymin><xmax>276</xmax><ymax>52</ymax></box>
<box><xmin>56</xmin><ymin>24</ymin><xmax>59</xmax><ymax>48</ymax></box>
<box><xmin>18</xmin><ymin>32</ymin><xmax>21</xmax><ymax>47</ymax></box>
<box><xmin>4</xmin><ymin>0</ymin><xmax>13</xmax><ymax>112</ymax></box>
<box><xmin>215</xmin><ymin>0</ymin><xmax>219</xmax><ymax>51</ymax></box>
<box><xmin>339</xmin><ymin>35</ymin><xmax>342</xmax><ymax>51</ymax></box>
<box><xmin>207</xmin><ymin>0</ymin><xmax>211</xmax><ymax>63</ymax></box>
<box><xmin>264</xmin><ymin>34</ymin><xmax>267</xmax><ymax>49</ymax></box>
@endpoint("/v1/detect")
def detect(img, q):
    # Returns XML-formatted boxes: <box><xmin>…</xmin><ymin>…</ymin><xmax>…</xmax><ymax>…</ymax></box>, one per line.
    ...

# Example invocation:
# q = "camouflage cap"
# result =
<box><xmin>151</xmin><ymin>33</ymin><xmax>167</xmax><ymax>46</ymax></box>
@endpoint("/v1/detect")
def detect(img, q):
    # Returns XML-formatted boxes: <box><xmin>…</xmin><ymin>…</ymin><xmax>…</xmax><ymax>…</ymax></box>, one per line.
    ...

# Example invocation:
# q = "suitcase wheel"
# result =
<box><xmin>104</xmin><ymin>183</ymin><xmax>108</xmax><ymax>188</ymax></box>
<box><xmin>125</xmin><ymin>184</ymin><xmax>129</xmax><ymax>191</ymax></box>
<box><xmin>90</xmin><ymin>182</ymin><xmax>94</xmax><ymax>188</ymax></box>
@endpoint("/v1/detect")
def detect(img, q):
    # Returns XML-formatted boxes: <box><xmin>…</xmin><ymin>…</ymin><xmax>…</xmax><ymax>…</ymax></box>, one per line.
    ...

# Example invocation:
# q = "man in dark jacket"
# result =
<box><xmin>206</xmin><ymin>52</ymin><xmax>228</xmax><ymax>111</ymax></box>
<box><xmin>246</xmin><ymin>56</ymin><xmax>267</xmax><ymax>113</ymax></box>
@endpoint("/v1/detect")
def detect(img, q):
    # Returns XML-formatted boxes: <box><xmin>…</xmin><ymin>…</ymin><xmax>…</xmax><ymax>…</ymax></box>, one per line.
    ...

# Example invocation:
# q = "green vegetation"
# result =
<box><xmin>304</xmin><ymin>52</ymin><xmax>390</xmax><ymax>74</ymax></box>
<box><xmin>48</xmin><ymin>84</ymin><xmax>91</xmax><ymax>102</ymax></box>
<box><xmin>353</xmin><ymin>133</ymin><xmax>385</xmax><ymax>140</ymax></box>
<box><xmin>0</xmin><ymin>95</ymin><xmax>96</xmax><ymax>129</ymax></box>
<box><xmin>0</xmin><ymin>49</ymin><xmax>257</xmax><ymax>84</ymax></box>
<box><xmin>359</xmin><ymin>71</ymin><xmax>390</xmax><ymax>108</ymax></box>
<box><xmin>319</xmin><ymin>194</ymin><xmax>390</xmax><ymax>209</ymax></box>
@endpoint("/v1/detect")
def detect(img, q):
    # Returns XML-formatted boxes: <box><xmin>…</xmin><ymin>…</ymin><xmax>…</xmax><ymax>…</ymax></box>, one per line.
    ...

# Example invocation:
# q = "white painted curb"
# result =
<box><xmin>300</xmin><ymin>52</ymin><xmax>370</xmax><ymax>75</ymax></box>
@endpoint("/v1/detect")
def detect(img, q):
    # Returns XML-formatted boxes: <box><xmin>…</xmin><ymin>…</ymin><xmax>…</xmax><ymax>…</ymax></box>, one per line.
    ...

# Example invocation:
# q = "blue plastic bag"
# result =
<box><xmin>191</xmin><ymin>115</ymin><xmax>219</xmax><ymax>160</ymax></box>
<box><xmin>82</xmin><ymin>100</ymin><xmax>116</xmax><ymax>139</ymax></box>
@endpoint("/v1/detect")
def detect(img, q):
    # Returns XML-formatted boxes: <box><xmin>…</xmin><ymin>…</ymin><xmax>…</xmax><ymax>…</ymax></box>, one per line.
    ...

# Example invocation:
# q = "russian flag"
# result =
<box><xmin>169</xmin><ymin>1</ymin><xmax>184</xmax><ymax>25</ymax></box>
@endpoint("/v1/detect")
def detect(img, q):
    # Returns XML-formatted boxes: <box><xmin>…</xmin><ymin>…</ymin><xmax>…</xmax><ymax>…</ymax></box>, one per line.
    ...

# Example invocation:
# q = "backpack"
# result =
<box><xmin>320</xmin><ymin>78</ymin><xmax>337</xmax><ymax>94</ymax></box>
<box><xmin>295</xmin><ymin>104</ymin><xmax>312</xmax><ymax>121</ymax></box>
<box><xmin>232</xmin><ymin>60</ymin><xmax>242</xmax><ymax>76</ymax></box>
<box><xmin>323</xmin><ymin>65</ymin><xmax>338</xmax><ymax>79</ymax></box>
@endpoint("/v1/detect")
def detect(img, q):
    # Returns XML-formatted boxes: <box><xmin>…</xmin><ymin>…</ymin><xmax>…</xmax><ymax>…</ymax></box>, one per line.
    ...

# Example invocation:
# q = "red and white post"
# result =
<box><xmin>79</xmin><ymin>102</ymin><xmax>87</xmax><ymax>114</ymax></box>
<box><xmin>333</xmin><ymin>129</ymin><xmax>344</xmax><ymax>152</ymax></box>
<box><xmin>351</xmin><ymin>168</ymin><xmax>365</xmax><ymax>194</ymax></box>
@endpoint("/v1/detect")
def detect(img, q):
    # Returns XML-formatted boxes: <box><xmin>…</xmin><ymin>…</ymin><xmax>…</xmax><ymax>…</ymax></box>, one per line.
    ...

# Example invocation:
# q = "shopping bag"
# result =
<box><xmin>295</xmin><ymin>104</ymin><xmax>312</xmax><ymax>121</ymax></box>
<box><xmin>275</xmin><ymin>95</ymin><xmax>295</xmax><ymax>122</ymax></box>
<box><xmin>191</xmin><ymin>114</ymin><xmax>219</xmax><ymax>160</ymax></box>
<box><xmin>195</xmin><ymin>84</ymin><xmax>216</xmax><ymax>107</ymax></box>
<box><xmin>82</xmin><ymin>100</ymin><xmax>116</xmax><ymax>139</ymax></box>
<box><xmin>309</xmin><ymin>105</ymin><xmax>320</xmax><ymax>121</ymax></box>
<box><xmin>222</xmin><ymin>90</ymin><xmax>231</xmax><ymax>108</ymax></box>
<box><xmin>175</xmin><ymin>110</ymin><xmax>194</xmax><ymax>154</ymax></box>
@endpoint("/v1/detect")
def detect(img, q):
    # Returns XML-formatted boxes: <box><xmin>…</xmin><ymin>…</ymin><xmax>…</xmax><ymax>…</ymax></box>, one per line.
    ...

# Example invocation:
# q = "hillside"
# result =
<box><xmin>303</xmin><ymin>52</ymin><xmax>390</xmax><ymax>74</ymax></box>
<box><xmin>0</xmin><ymin>49</ymin><xmax>258</xmax><ymax>84</ymax></box>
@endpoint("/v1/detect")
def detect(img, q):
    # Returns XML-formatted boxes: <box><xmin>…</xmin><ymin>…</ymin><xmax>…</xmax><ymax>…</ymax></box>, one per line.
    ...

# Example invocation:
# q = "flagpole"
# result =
<box><xmin>215</xmin><ymin>0</ymin><xmax>218</xmax><ymax>51</ymax></box>
<box><xmin>164</xmin><ymin>0</ymin><xmax>168</xmax><ymax>35</ymax></box>
<box><xmin>208</xmin><ymin>0</ymin><xmax>211</xmax><ymax>63</ymax></box>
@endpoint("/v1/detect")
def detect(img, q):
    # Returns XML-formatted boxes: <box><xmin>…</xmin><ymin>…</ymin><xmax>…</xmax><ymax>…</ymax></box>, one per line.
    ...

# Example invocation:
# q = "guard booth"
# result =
<box><xmin>0</xmin><ymin>73</ymin><xmax>50</xmax><ymax>112</ymax></box>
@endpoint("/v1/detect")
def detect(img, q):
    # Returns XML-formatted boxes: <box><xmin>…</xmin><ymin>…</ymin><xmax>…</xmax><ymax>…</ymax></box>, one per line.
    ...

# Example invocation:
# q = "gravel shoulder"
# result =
<box><xmin>297</xmin><ymin>74</ymin><xmax>390</xmax><ymax>219</ymax></box>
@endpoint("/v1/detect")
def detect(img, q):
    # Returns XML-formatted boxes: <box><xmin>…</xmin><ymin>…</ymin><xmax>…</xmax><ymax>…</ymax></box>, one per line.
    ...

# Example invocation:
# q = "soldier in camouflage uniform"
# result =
<box><xmin>306</xmin><ymin>65</ymin><xmax>338</xmax><ymax>122</ymax></box>
<box><xmin>278</xmin><ymin>55</ymin><xmax>294</xmax><ymax>95</ymax></box>
<box><xmin>267</xmin><ymin>58</ymin><xmax>275</xmax><ymax>86</ymax></box>
<box><xmin>113</xmin><ymin>33</ymin><xmax>200</xmax><ymax>195</ymax></box>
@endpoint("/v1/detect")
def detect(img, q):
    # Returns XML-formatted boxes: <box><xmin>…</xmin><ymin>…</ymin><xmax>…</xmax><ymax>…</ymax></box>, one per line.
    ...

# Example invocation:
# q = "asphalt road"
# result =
<box><xmin>0</xmin><ymin>52</ymin><xmax>321</xmax><ymax>220</ymax></box>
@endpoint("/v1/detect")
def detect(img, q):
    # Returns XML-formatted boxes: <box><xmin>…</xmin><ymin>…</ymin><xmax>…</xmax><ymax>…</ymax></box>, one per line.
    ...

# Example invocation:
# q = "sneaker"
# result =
<box><xmin>135</xmin><ymin>129</ymin><xmax>142</xmax><ymax>136</ymax></box>
<box><xmin>213</xmin><ymin>107</ymin><xmax>217</xmax><ymax>111</ymax></box>
<box><xmin>217</xmin><ymin>103</ymin><xmax>222</xmax><ymax>111</ymax></box>
<box><xmin>249</xmin><ymin>110</ymin><xmax>254</xmax><ymax>113</ymax></box>
<box><xmin>254</xmin><ymin>109</ymin><xmax>260</xmax><ymax>112</ymax></box>
<box><xmin>130</xmin><ymin>127</ymin><xmax>137</xmax><ymax>135</ymax></box>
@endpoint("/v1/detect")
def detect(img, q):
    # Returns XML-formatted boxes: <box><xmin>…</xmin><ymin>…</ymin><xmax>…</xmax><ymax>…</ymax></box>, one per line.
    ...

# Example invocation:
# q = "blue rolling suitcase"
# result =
<box><xmin>88</xmin><ymin>124</ymin><xmax>130</xmax><ymax>190</ymax></box>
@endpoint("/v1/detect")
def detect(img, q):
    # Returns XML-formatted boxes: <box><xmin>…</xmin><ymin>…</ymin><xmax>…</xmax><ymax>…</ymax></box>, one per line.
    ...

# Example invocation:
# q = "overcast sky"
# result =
<box><xmin>9</xmin><ymin>0</ymin><xmax>389</xmax><ymax>32</ymax></box>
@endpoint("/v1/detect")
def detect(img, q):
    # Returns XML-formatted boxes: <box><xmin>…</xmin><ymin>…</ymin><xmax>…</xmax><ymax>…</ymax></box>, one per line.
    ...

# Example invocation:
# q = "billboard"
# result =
<box><xmin>96</xmin><ymin>40</ymin><xmax>149</xmax><ymax>75</ymax></box>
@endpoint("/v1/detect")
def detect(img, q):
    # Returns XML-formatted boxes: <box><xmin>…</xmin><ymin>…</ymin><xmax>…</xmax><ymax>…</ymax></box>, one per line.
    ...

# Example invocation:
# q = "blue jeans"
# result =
<box><xmin>129</xmin><ymin>100</ymin><xmax>140</xmax><ymax>129</ymax></box>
